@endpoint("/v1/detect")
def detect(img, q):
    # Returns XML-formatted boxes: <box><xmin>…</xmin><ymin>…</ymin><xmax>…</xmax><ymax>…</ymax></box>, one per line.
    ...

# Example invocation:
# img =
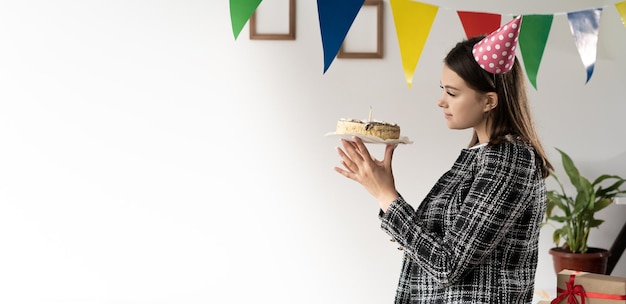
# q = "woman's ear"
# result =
<box><xmin>483</xmin><ymin>92</ymin><xmax>498</xmax><ymax>112</ymax></box>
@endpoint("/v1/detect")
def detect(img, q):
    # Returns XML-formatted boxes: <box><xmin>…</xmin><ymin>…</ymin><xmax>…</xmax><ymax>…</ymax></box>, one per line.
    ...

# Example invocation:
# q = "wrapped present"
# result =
<box><xmin>552</xmin><ymin>269</ymin><xmax>626</xmax><ymax>303</ymax></box>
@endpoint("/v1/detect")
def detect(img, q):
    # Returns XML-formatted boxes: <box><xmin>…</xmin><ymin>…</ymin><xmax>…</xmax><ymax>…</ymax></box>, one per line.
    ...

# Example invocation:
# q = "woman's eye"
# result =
<box><xmin>439</xmin><ymin>85</ymin><xmax>455</xmax><ymax>97</ymax></box>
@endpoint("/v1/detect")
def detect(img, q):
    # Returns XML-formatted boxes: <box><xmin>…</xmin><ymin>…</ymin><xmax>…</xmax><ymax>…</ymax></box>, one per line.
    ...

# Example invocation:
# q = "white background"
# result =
<box><xmin>0</xmin><ymin>0</ymin><xmax>625</xmax><ymax>303</ymax></box>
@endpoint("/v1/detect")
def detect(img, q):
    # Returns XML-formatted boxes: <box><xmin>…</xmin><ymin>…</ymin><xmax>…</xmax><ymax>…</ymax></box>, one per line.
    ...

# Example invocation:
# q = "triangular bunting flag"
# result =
<box><xmin>230</xmin><ymin>0</ymin><xmax>263</xmax><ymax>40</ymax></box>
<box><xmin>390</xmin><ymin>0</ymin><xmax>438</xmax><ymax>88</ymax></box>
<box><xmin>457</xmin><ymin>11</ymin><xmax>501</xmax><ymax>38</ymax></box>
<box><xmin>567</xmin><ymin>8</ymin><xmax>602</xmax><ymax>84</ymax></box>
<box><xmin>616</xmin><ymin>1</ymin><xmax>626</xmax><ymax>27</ymax></box>
<box><xmin>518</xmin><ymin>14</ymin><xmax>553</xmax><ymax>89</ymax></box>
<box><xmin>317</xmin><ymin>0</ymin><xmax>365</xmax><ymax>73</ymax></box>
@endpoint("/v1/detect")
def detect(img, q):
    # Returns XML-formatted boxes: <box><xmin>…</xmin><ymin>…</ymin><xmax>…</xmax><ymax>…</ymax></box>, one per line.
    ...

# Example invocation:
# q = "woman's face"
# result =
<box><xmin>437</xmin><ymin>65</ymin><xmax>493</xmax><ymax>134</ymax></box>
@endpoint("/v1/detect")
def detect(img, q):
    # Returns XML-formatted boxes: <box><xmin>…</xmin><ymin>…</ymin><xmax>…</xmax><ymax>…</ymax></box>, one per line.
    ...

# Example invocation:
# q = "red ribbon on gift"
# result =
<box><xmin>551</xmin><ymin>272</ymin><xmax>626</xmax><ymax>304</ymax></box>
<box><xmin>552</xmin><ymin>272</ymin><xmax>587</xmax><ymax>304</ymax></box>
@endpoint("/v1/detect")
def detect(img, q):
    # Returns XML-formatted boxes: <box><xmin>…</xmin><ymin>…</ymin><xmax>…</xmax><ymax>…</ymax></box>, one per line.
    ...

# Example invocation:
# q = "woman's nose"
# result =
<box><xmin>437</xmin><ymin>96</ymin><xmax>446</xmax><ymax>108</ymax></box>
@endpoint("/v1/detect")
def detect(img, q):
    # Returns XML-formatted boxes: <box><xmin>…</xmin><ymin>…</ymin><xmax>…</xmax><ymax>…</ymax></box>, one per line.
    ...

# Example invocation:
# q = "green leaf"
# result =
<box><xmin>553</xmin><ymin>229</ymin><xmax>562</xmax><ymax>246</ymax></box>
<box><xmin>592</xmin><ymin>198</ymin><xmax>612</xmax><ymax>212</ymax></box>
<box><xmin>573</xmin><ymin>186</ymin><xmax>592</xmax><ymax>214</ymax></box>
<box><xmin>547</xmin><ymin>191</ymin><xmax>570</xmax><ymax>217</ymax></box>
<box><xmin>592</xmin><ymin>174</ymin><xmax>624</xmax><ymax>188</ymax></box>
<box><xmin>595</xmin><ymin>177</ymin><xmax>626</xmax><ymax>197</ymax></box>
<box><xmin>588</xmin><ymin>218</ymin><xmax>604</xmax><ymax>228</ymax></box>
<box><xmin>556</xmin><ymin>148</ymin><xmax>583</xmax><ymax>191</ymax></box>
<box><xmin>548</xmin><ymin>215</ymin><xmax>569</xmax><ymax>223</ymax></box>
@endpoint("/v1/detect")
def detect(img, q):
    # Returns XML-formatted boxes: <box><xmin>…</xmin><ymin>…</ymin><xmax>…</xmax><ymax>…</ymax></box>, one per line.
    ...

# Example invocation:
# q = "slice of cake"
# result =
<box><xmin>336</xmin><ymin>118</ymin><xmax>400</xmax><ymax>140</ymax></box>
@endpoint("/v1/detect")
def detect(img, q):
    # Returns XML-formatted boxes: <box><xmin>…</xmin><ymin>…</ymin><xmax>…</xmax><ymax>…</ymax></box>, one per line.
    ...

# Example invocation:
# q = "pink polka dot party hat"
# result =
<box><xmin>472</xmin><ymin>16</ymin><xmax>522</xmax><ymax>74</ymax></box>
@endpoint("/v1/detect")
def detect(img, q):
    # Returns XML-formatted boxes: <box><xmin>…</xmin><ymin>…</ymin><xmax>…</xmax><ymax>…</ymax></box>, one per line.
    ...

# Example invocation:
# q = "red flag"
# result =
<box><xmin>457</xmin><ymin>11</ymin><xmax>501</xmax><ymax>38</ymax></box>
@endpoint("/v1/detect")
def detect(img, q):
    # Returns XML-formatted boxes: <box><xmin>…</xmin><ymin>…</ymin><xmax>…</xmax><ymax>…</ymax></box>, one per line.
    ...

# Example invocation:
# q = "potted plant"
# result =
<box><xmin>544</xmin><ymin>148</ymin><xmax>626</xmax><ymax>274</ymax></box>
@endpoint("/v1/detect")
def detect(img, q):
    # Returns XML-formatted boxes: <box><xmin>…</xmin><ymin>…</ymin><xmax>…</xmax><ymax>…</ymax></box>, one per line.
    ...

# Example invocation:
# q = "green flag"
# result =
<box><xmin>518</xmin><ymin>14</ymin><xmax>553</xmax><ymax>90</ymax></box>
<box><xmin>230</xmin><ymin>0</ymin><xmax>263</xmax><ymax>40</ymax></box>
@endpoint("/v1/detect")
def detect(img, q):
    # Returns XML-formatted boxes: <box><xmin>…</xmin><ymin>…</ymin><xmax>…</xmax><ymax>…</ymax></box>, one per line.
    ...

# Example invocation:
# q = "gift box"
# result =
<box><xmin>552</xmin><ymin>269</ymin><xmax>626</xmax><ymax>303</ymax></box>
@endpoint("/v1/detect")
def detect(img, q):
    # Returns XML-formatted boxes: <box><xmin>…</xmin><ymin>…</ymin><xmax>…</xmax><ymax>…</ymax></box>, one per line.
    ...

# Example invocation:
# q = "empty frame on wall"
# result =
<box><xmin>249</xmin><ymin>0</ymin><xmax>296</xmax><ymax>40</ymax></box>
<box><xmin>337</xmin><ymin>0</ymin><xmax>383</xmax><ymax>59</ymax></box>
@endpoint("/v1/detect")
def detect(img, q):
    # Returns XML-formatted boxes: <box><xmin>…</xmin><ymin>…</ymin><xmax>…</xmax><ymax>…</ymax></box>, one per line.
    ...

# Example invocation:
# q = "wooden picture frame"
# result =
<box><xmin>337</xmin><ymin>0</ymin><xmax>383</xmax><ymax>59</ymax></box>
<box><xmin>249</xmin><ymin>0</ymin><xmax>296</xmax><ymax>40</ymax></box>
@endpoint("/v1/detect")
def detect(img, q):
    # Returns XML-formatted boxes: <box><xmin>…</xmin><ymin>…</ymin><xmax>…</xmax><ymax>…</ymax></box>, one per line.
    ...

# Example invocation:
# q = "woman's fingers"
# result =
<box><xmin>384</xmin><ymin>144</ymin><xmax>397</xmax><ymax>168</ymax></box>
<box><xmin>352</xmin><ymin>136</ymin><xmax>372</xmax><ymax>161</ymax></box>
<box><xmin>336</xmin><ymin>138</ymin><xmax>372</xmax><ymax>181</ymax></box>
<box><xmin>340</xmin><ymin>139</ymin><xmax>365</xmax><ymax>167</ymax></box>
<box><xmin>333</xmin><ymin>164</ymin><xmax>351</xmax><ymax>177</ymax></box>
<box><xmin>336</xmin><ymin>147</ymin><xmax>356</xmax><ymax>173</ymax></box>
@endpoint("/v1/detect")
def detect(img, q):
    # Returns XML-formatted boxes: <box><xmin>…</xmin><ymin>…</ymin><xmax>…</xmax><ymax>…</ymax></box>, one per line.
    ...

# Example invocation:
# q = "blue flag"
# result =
<box><xmin>567</xmin><ymin>8</ymin><xmax>602</xmax><ymax>84</ymax></box>
<box><xmin>317</xmin><ymin>0</ymin><xmax>365</xmax><ymax>73</ymax></box>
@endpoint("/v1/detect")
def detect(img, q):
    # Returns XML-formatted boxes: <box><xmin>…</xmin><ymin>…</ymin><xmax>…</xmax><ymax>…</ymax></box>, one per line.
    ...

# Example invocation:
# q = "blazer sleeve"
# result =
<box><xmin>379</xmin><ymin>142</ymin><xmax>540</xmax><ymax>285</ymax></box>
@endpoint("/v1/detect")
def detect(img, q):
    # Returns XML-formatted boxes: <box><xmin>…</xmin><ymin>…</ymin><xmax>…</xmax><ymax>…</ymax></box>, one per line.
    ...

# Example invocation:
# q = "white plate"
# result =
<box><xmin>325</xmin><ymin>132</ymin><xmax>413</xmax><ymax>144</ymax></box>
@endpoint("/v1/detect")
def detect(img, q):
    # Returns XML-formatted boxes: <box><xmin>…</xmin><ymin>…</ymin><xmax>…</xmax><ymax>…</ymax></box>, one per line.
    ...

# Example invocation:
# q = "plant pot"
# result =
<box><xmin>549</xmin><ymin>247</ymin><xmax>611</xmax><ymax>274</ymax></box>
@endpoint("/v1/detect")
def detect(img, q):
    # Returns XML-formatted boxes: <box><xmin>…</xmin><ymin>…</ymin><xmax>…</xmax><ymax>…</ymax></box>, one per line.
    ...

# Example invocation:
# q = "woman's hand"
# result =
<box><xmin>334</xmin><ymin>136</ymin><xmax>399</xmax><ymax>212</ymax></box>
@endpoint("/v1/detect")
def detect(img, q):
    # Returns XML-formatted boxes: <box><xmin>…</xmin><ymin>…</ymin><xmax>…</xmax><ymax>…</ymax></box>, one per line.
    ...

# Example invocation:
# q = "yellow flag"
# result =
<box><xmin>390</xmin><ymin>0</ymin><xmax>438</xmax><ymax>88</ymax></box>
<box><xmin>616</xmin><ymin>1</ymin><xmax>626</xmax><ymax>27</ymax></box>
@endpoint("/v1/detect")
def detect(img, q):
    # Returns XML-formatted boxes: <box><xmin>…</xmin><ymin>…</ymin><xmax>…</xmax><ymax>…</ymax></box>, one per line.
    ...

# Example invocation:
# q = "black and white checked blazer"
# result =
<box><xmin>379</xmin><ymin>139</ymin><xmax>546</xmax><ymax>303</ymax></box>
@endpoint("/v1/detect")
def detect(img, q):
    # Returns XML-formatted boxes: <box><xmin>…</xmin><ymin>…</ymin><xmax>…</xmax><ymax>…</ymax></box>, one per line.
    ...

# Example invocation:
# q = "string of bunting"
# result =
<box><xmin>230</xmin><ymin>0</ymin><xmax>626</xmax><ymax>89</ymax></box>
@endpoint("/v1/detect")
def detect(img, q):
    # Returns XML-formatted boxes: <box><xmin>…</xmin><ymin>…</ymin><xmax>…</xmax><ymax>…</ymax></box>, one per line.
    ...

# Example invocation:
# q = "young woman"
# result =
<box><xmin>334</xmin><ymin>18</ymin><xmax>553</xmax><ymax>303</ymax></box>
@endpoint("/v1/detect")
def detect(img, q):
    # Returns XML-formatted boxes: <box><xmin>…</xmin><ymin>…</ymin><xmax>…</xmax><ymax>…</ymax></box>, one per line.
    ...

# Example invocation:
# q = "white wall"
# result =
<box><xmin>0</xmin><ymin>1</ymin><xmax>624</xmax><ymax>303</ymax></box>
